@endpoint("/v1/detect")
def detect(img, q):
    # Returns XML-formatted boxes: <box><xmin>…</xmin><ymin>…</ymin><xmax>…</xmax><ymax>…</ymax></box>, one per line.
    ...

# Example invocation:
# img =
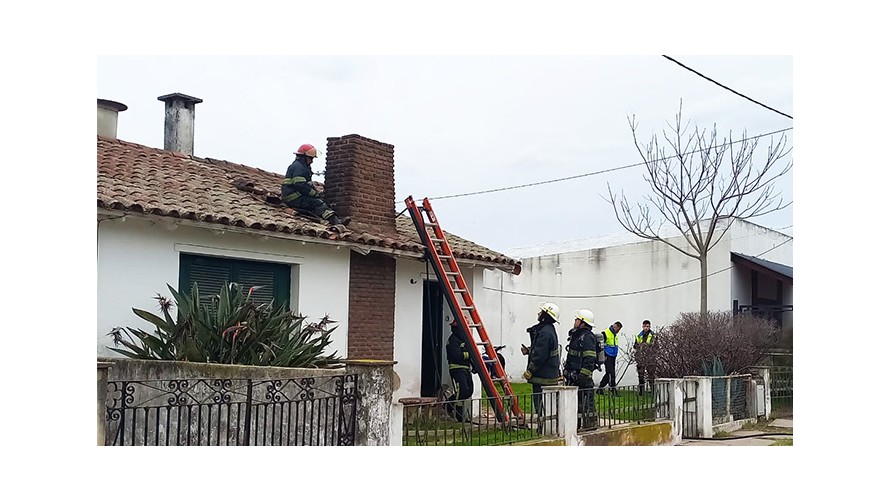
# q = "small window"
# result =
<box><xmin>178</xmin><ymin>254</ymin><xmax>291</xmax><ymax>308</ymax></box>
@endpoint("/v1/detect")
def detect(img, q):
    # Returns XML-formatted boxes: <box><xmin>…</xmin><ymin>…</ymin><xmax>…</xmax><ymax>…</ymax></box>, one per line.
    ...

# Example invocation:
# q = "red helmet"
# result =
<box><xmin>294</xmin><ymin>144</ymin><xmax>318</xmax><ymax>157</ymax></box>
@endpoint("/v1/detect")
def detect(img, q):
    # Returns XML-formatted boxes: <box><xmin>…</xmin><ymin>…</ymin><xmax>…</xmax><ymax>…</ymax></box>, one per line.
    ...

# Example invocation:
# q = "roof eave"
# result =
<box><xmin>98</xmin><ymin>208</ymin><xmax>520</xmax><ymax>273</ymax></box>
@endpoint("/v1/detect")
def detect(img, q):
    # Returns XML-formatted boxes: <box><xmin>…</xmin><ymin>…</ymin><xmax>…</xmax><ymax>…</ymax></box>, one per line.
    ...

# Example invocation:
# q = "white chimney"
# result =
<box><xmin>158</xmin><ymin>93</ymin><xmax>203</xmax><ymax>155</ymax></box>
<box><xmin>97</xmin><ymin>99</ymin><xmax>127</xmax><ymax>138</ymax></box>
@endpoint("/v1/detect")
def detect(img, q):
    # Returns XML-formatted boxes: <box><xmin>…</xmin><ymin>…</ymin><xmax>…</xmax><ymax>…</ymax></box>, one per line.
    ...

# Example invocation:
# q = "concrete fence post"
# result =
<box><xmin>344</xmin><ymin>359</ymin><xmax>397</xmax><ymax>446</ymax></box>
<box><xmin>544</xmin><ymin>385</ymin><xmax>578</xmax><ymax>445</ymax></box>
<box><xmin>751</xmin><ymin>367</ymin><xmax>772</xmax><ymax>420</ymax></box>
<box><xmin>97</xmin><ymin>362</ymin><xmax>113</xmax><ymax>446</ymax></box>
<box><xmin>657</xmin><ymin>378</ymin><xmax>683</xmax><ymax>445</ymax></box>
<box><xmin>389</xmin><ymin>402</ymin><xmax>404</xmax><ymax>446</ymax></box>
<box><xmin>686</xmin><ymin>376</ymin><xmax>713</xmax><ymax>438</ymax></box>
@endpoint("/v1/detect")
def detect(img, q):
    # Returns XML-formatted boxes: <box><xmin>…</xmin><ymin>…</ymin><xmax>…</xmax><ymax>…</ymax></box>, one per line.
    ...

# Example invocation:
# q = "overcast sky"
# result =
<box><xmin>98</xmin><ymin>55</ymin><xmax>792</xmax><ymax>255</ymax></box>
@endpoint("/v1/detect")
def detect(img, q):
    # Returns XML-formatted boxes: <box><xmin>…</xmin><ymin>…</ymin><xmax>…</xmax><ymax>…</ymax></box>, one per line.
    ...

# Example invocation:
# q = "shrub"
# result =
<box><xmin>634</xmin><ymin>310</ymin><xmax>778</xmax><ymax>378</ymax></box>
<box><xmin>107</xmin><ymin>282</ymin><xmax>343</xmax><ymax>368</ymax></box>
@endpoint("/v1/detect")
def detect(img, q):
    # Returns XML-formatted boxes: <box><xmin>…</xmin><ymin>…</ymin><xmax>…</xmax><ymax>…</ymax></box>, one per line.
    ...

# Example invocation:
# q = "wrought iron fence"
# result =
<box><xmin>577</xmin><ymin>384</ymin><xmax>666</xmax><ymax>432</ymax></box>
<box><xmin>401</xmin><ymin>390</ymin><xmax>558</xmax><ymax>446</ymax></box>
<box><xmin>105</xmin><ymin>375</ymin><xmax>357</xmax><ymax>446</ymax></box>
<box><xmin>770</xmin><ymin>366</ymin><xmax>793</xmax><ymax>416</ymax></box>
<box><xmin>710</xmin><ymin>375</ymin><xmax>750</xmax><ymax>425</ymax></box>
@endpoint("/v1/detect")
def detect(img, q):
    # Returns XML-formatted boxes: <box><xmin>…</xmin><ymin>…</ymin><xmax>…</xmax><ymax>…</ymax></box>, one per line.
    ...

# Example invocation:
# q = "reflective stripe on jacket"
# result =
<box><xmin>281</xmin><ymin>156</ymin><xmax>317</xmax><ymax>202</ymax></box>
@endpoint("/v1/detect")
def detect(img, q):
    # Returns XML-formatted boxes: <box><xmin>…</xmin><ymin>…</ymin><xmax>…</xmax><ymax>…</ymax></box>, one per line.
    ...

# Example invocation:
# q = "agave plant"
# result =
<box><xmin>108</xmin><ymin>282</ymin><xmax>342</xmax><ymax>368</ymax></box>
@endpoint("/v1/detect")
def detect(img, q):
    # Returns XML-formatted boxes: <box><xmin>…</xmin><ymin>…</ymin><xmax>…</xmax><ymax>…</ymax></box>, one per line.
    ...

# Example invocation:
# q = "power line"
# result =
<box><xmin>661</xmin><ymin>55</ymin><xmax>793</xmax><ymax>120</ymax></box>
<box><xmin>428</xmin><ymin>126</ymin><xmax>792</xmax><ymax>200</ymax></box>
<box><xmin>483</xmin><ymin>237</ymin><xmax>792</xmax><ymax>299</ymax></box>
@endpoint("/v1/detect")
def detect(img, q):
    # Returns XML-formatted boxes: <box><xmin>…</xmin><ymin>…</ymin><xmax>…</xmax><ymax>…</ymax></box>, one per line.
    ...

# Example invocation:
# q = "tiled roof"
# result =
<box><xmin>97</xmin><ymin>136</ymin><xmax>521</xmax><ymax>273</ymax></box>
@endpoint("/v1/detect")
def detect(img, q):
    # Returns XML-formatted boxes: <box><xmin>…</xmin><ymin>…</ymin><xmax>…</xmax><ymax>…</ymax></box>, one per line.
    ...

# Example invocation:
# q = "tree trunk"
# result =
<box><xmin>700</xmin><ymin>255</ymin><xmax>708</xmax><ymax>316</ymax></box>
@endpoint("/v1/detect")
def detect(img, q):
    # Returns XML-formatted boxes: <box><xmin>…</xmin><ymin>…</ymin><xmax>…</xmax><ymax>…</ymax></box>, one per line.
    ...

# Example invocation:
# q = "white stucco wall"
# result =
<box><xmin>393</xmin><ymin>258</ymin><xmax>426</xmax><ymax>400</ymax></box>
<box><xmin>392</xmin><ymin>260</ymin><xmax>499</xmax><ymax>402</ymax></box>
<box><xmin>97</xmin><ymin>216</ymin><xmax>351</xmax><ymax>358</ymax></box>
<box><xmin>480</xmin><ymin>220</ymin><xmax>793</xmax><ymax>385</ymax></box>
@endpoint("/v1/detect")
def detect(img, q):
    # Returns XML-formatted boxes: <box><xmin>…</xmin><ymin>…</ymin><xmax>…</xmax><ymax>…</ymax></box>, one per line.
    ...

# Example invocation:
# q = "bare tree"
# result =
<box><xmin>608</xmin><ymin>104</ymin><xmax>792</xmax><ymax>315</ymax></box>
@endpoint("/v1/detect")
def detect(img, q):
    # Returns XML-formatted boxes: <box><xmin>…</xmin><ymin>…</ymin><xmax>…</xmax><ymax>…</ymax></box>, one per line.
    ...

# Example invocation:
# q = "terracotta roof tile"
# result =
<box><xmin>97</xmin><ymin>136</ymin><xmax>521</xmax><ymax>273</ymax></box>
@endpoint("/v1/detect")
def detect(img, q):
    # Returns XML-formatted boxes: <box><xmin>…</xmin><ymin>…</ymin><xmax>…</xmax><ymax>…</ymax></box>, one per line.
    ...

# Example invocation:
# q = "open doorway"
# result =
<box><xmin>421</xmin><ymin>280</ymin><xmax>445</xmax><ymax>398</ymax></box>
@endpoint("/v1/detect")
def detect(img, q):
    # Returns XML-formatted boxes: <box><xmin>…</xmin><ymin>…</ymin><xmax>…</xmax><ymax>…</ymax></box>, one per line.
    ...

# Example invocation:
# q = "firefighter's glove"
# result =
<box><xmin>520</xmin><ymin>344</ymin><xmax>529</xmax><ymax>356</ymax></box>
<box><xmin>595</xmin><ymin>364</ymin><xmax>602</xmax><ymax>372</ymax></box>
<box><xmin>522</xmin><ymin>370</ymin><xmax>532</xmax><ymax>381</ymax></box>
<box><xmin>557</xmin><ymin>375</ymin><xmax>566</xmax><ymax>384</ymax></box>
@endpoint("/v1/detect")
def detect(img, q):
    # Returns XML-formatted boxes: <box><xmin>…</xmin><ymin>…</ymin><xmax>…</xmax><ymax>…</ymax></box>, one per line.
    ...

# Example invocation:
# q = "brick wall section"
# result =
<box><xmin>324</xmin><ymin>134</ymin><xmax>397</xmax><ymax>236</ymax></box>
<box><xmin>347</xmin><ymin>252</ymin><xmax>396</xmax><ymax>360</ymax></box>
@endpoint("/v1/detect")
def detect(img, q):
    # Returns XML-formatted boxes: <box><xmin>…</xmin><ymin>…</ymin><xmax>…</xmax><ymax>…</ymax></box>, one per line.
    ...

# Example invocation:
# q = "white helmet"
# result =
<box><xmin>539</xmin><ymin>302</ymin><xmax>560</xmax><ymax>322</ymax></box>
<box><xmin>574</xmin><ymin>309</ymin><xmax>595</xmax><ymax>328</ymax></box>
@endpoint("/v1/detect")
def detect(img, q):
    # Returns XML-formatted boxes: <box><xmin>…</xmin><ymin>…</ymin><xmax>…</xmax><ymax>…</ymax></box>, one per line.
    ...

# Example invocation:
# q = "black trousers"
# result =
<box><xmin>637</xmin><ymin>365</ymin><xmax>654</xmax><ymax>393</ymax></box>
<box><xmin>285</xmin><ymin>195</ymin><xmax>335</xmax><ymax>220</ymax></box>
<box><xmin>446</xmin><ymin>368</ymin><xmax>474</xmax><ymax>421</ymax></box>
<box><xmin>598</xmin><ymin>355</ymin><xmax>617</xmax><ymax>390</ymax></box>
<box><xmin>531</xmin><ymin>383</ymin><xmax>545</xmax><ymax>416</ymax></box>
<box><xmin>570</xmin><ymin>373</ymin><xmax>596</xmax><ymax>427</ymax></box>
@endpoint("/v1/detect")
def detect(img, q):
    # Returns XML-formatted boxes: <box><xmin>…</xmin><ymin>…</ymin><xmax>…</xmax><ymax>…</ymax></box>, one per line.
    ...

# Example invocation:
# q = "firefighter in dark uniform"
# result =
<box><xmin>521</xmin><ymin>302</ymin><xmax>561</xmax><ymax>420</ymax></box>
<box><xmin>564</xmin><ymin>309</ymin><xmax>600</xmax><ymax>428</ymax></box>
<box><xmin>445</xmin><ymin>319</ymin><xmax>474</xmax><ymax>422</ymax></box>
<box><xmin>280</xmin><ymin>143</ymin><xmax>349</xmax><ymax>226</ymax></box>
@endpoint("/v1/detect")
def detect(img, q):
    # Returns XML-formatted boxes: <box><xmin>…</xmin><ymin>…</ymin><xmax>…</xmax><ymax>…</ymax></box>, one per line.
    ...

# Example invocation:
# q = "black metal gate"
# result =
<box><xmin>681</xmin><ymin>379</ymin><xmax>698</xmax><ymax>438</ymax></box>
<box><xmin>770</xmin><ymin>366</ymin><xmax>793</xmax><ymax>417</ymax></box>
<box><xmin>105</xmin><ymin>375</ymin><xmax>358</xmax><ymax>446</ymax></box>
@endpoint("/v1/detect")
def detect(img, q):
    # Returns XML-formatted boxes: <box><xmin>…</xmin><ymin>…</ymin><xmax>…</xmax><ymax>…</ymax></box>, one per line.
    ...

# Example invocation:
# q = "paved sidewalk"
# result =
<box><xmin>679</xmin><ymin>416</ymin><xmax>793</xmax><ymax>446</ymax></box>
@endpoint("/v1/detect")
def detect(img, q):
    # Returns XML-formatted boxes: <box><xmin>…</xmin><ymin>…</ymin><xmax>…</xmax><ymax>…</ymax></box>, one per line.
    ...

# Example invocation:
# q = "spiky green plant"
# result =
<box><xmin>107</xmin><ymin>282</ymin><xmax>342</xmax><ymax>368</ymax></box>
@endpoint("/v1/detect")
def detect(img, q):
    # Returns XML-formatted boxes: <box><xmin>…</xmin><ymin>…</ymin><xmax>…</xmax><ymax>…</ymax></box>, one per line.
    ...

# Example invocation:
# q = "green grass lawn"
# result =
<box><xmin>403</xmin><ymin>423</ymin><xmax>538</xmax><ymax>446</ymax></box>
<box><xmin>490</xmin><ymin>382</ymin><xmax>657</xmax><ymax>422</ymax></box>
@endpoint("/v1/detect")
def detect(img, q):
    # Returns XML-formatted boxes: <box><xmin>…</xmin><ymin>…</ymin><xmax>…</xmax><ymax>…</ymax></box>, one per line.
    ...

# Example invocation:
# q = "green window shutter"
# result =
<box><xmin>179</xmin><ymin>254</ymin><xmax>291</xmax><ymax>309</ymax></box>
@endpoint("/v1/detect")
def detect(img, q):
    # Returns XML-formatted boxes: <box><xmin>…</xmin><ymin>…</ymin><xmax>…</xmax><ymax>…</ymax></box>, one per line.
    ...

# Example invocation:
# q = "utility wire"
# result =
<box><xmin>483</xmin><ymin>237</ymin><xmax>792</xmax><ymax>299</ymax></box>
<box><xmin>428</xmin><ymin>126</ymin><xmax>792</xmax><ymax>200</ymax></box>
<box><xmin>661</xmin><ymin>55</ymin><xmax>793</xmax><ymax>120</ymax></box>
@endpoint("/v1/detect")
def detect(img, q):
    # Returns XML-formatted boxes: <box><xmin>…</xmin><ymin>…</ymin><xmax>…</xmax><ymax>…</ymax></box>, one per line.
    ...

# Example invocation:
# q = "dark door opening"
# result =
<box><xmin>421</xmin><ymin>280</ymin><xmax>444</xmax><ymax>398</ymax></box>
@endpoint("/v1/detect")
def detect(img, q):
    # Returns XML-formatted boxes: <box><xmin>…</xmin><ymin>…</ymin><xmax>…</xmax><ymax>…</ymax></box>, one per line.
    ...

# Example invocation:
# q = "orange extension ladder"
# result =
<box><xmin>405</xmin><ymin>196</ymin><xmax>523</xmax><ymax>423</ymax></box>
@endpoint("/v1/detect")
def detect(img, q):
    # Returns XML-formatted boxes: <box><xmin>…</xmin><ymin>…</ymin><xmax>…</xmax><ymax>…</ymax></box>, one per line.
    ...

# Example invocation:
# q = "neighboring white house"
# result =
<box><xmin>96</xmin><ymin>95</ymin><xmax>520</xmax><ymax>404</ymax></box>
<box><xmin>477</xmin><ymin>219</ymin><xmax>793</xmax><ymax>385</ymax></box>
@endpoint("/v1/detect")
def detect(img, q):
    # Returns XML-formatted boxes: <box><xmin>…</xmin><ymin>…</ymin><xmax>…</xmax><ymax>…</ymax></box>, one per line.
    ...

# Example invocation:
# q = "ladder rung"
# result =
<box><xmin>453</xmin><ymin>289</ymin><xmax>467</xmax><ymax>293</ymax></box>
<box><xmin>467</xmin><ymin>323</ymin><xmax>481</xmax><ymax>328</ymax></box>
<box><xmin>430</xmin><ymin>238</ymin><xmax>444</xmax><ymax>243</ymax></box>
<box><xmin>476</xmin><ymin>341</ymin><xmax>490</xmax><ymax>346</ymax></box>
<box><xmin>483</xmin><ymin>359</ymin><xmax>499</xmax><ymax>364</ymax></box>
<box><xmin>439</xmin><ymin>255</ymin><xmax>453</xmax><ymax>260</ymax></box>
<box><xmin>445</xmin><ymin>271</ymin><xmax>459</xmax><ymax>276</ymax></box>
<box><xmin>460</xmin><ymin>306</ymin><xmax>475</xmax><ymax>310</ymax></box>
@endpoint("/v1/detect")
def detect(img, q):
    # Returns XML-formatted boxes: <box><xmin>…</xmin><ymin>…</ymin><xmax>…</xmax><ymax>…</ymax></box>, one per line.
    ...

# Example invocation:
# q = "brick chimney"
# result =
<box><xmin>323</xmin><ymin>134</ymin><xmax>398</xmax><ymax>360</ymax></box>
<box><xmin>97</xmin><ymin>99</ymin><xmax>127</xmax><ymax>139</ymax></box>
<box><xmin>324</xmin><ymin>134</ymin><xmax>397</xmax><ymax>235</ymax></box>
<box><xmin>157</xmin><ymin>93</ymin><xmax>203</xmax><ymax>155</ymax></box>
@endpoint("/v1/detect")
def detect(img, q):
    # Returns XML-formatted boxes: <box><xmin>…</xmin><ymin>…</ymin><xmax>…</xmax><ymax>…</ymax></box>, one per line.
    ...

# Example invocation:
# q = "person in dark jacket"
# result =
<box><xmin>280</xmin><ymin>144</ymin><xmax>349</xmax><ymax>226</ymax></box>
<box><xmin>634</xmin><ymin>320</ymin><xmax>657</xmax><ymax>395</ymax></box>
<box><xmin>521</xmin><ymin>302</ymin><xmax>561</xmax><ymax>418</ymax></box>
<box><xmin>445</xmin><ymin>319</ymin><xmax>474</xmax><ymax>422</ymax></box>
<box><xmin>564</xmin><ymin>309</ymin><xmax>599</xmax><ymax>427</ymax></box>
